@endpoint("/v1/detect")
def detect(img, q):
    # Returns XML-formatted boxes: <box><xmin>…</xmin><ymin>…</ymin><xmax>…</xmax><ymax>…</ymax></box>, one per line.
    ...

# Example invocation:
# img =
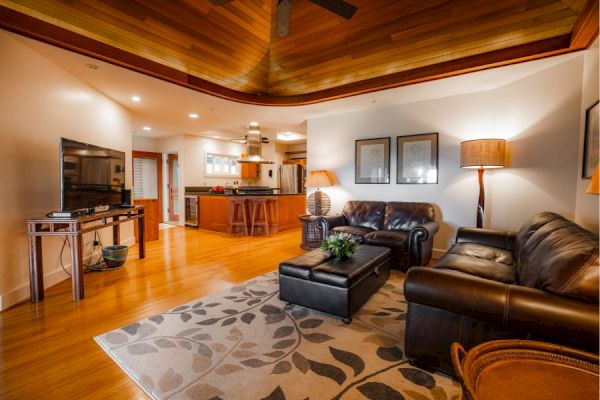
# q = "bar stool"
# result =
<box><xmin>249</xmin><ymin>198</ymin><xmax>269</xmax><ymax>236</ymax></box>
<box><xmin>227</xmin><ymin>198</ymin><xmax>248</xmax><ymax>236</ymax></box>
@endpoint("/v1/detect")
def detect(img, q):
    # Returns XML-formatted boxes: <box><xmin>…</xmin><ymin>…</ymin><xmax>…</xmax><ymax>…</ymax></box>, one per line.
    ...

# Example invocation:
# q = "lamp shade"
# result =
<box><xmin>305</xmin><ymin>170</ymin><xmax>333</xmax><ymax>187</ymax></box>
<box><xmin>460</xmin><ymin>139</ymin><xmax>506</xmax><ymax>169</ymax></box>
<box><xmin>587</xmin><ymin>164</ymin><xmax>600</xmax><ymax>194</ymax></box>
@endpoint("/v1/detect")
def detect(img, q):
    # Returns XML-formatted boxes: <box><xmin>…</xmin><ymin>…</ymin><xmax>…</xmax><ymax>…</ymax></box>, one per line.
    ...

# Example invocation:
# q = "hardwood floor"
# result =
<box><xmin>0</xmin><ymin>227</ymin><xmax>305</xmax><ymax>399</ymax></box>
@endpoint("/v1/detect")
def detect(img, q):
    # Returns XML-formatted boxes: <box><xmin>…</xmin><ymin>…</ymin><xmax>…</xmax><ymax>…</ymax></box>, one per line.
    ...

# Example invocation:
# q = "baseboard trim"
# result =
<box><xmin>0</xmin><ymin>236</ymin><xmax>137</xmax><ymax>311</ymax></box>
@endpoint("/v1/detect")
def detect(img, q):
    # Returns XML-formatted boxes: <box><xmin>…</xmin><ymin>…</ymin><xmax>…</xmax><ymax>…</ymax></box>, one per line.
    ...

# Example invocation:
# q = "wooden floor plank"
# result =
<box><xmin>0</xmin><ymin>226</ymin><xmax>304</xmax><ymax>399</ymax></box>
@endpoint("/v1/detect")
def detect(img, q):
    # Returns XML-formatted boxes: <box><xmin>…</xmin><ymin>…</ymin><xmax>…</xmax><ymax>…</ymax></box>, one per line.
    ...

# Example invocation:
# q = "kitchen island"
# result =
<box><xmin>197</xmin><ymin>194</ymin><xmax>306</xmax><ymax>233</ymax></box>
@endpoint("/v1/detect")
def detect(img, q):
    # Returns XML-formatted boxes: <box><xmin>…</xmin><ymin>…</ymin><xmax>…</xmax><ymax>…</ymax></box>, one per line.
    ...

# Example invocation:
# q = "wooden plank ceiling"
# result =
<box><xmin>0</xmin><ymin>0</ymin><xmax>597</xmax><ymax>105</ymax></box>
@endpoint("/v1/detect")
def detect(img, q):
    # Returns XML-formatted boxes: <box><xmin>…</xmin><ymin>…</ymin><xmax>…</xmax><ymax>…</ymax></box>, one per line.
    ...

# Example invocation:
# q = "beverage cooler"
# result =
<box><xmin>184</xmin><ymin>195</ymin><xmax>198</xmax><ymax>227</ymax></box>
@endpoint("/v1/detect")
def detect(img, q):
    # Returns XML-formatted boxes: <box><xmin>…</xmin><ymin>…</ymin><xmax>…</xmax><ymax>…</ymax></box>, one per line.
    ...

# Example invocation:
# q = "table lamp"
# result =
<box><xmin>587</xmin><ymin>164</ymin><xmax>599</xmax><ymax>194</ymax></box>
<box><xmin>460</xmin><ymin>139</ymin><xmax>506</xmax><ymax>228</ymax></box>
<box><xmin>305</xmin><ymin>170</ymin><xmax>333</xmax><ymax>215</ymax></box>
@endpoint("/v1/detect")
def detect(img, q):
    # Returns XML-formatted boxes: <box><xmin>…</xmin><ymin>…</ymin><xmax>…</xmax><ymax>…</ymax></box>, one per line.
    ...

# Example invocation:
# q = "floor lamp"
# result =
<box><xmin>586</xmin><ymin>164</ymin><xmax>599</xmax><ymax>195</ymax></box>
<box><xmin>460</xmin><ymin>139</ymin><xmax>506</xmax><ymax>228</ymax></box>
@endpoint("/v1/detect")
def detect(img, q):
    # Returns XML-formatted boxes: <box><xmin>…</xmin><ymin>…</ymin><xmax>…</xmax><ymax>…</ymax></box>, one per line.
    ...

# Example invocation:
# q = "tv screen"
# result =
<box><xmin>60</xmin><ymin>138</ymin><xmax>126</xmax><ymax>211</ymax></box>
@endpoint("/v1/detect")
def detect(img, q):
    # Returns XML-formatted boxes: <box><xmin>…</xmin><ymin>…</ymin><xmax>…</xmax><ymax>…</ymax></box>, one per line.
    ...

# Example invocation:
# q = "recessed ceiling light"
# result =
<box><xmin>249</xmin><ymin>121</ymin><xmax>259</xmax><ymax>127</ymax></box>
<box><xmin>85</xmin><ymin>63</ymin><xmax>99</xmax><ymax>70</ymax></box>
<box><xmin>189</xmin><ymin>113</ymin><xmax>199</xmax><ymax>119</ymax></box>
<box><xmin>213</xmin><ymin>136</ymin><xmax>220</xmax><ymax>139</ymax></box>
<box><xmin>142</xmin><ymin>126</ymin><xmax>152</xmax><ymax>131</ymax></box>
<box><xmin>131</xmin><ymin>95</ymin><xmax>141</xmax><ymax>102</ymax></box>
<box><xmin>277</xmin><ymin>132</ymin><xmax>305</xmax><ymax>141</ymax></box>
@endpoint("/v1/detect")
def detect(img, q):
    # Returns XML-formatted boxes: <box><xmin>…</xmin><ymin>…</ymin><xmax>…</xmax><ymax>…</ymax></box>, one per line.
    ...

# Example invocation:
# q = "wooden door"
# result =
<box><xmin>132</xmin><ymin>151</ymin><xmax>162</xmax><ymax>222</ymax></box>
<box><xmin>168</xmin><ymin>154</ymin><xmax>180</xmax><ymax>222</ymax></box>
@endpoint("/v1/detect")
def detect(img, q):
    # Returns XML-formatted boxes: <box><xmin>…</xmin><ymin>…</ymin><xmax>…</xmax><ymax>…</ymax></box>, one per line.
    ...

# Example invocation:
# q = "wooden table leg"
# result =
<box><xmin>138</xmin><ymin>212</ymin><xmax>145</xmax><ymax>259</ymax></box>
<box><xmin>112</xmin><ymin>216</ymin><xmax>120</xmax><ymax>245</ymax></box>
<box><xmin>70</xmin><ymin>234</ymin><xmax>84</xmax><ymax>301</ymax></box>
<box><xmin>28</xmin><ymin>235</ymin><xmax>44</xmax><ymax>303</ymax></box>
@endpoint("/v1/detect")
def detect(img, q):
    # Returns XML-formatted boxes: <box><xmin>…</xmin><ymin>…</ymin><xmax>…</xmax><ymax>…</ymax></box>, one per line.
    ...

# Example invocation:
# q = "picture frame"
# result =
<box><xmin>582</xmin><ymin>100</ymin><xmax>599</xmax><ymax>179</ymax></box>
<box><xmin>397</xmin><ymin>133</ymin><xmax>439</xmax><ymax>184</ymax></box>
<box><xmin>355</xmin><ymin>137</ymin><xmax>390</xmax><ymax>184</ymax></box>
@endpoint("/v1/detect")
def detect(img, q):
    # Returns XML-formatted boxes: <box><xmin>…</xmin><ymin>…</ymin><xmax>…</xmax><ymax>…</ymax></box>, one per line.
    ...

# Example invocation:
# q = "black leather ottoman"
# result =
<box><xmin>279</xmin><ymin>245</ymin><xmax>391</xmax><ymax>323</ymax></box>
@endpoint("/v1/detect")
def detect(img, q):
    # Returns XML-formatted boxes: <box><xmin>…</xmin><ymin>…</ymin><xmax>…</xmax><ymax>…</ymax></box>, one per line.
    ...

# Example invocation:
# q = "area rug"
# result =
<box><xmin>95</xmin><ymin>271</ymin><xmax>460</xmax><ymax>400</ymax></box>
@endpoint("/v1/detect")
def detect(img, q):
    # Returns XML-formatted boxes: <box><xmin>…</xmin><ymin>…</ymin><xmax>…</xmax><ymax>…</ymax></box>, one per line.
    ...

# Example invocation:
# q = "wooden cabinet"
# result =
<box><xmin>198</xmin><ymin>194</ymin><xmax>306</xmax><ymax>233</ymax></box>
<box><xmin>240</xmin><ymin>163</ymin><xmax>259</xmax><ymax>179</ymax></box>
<box><xmin>133</xmin><ymin>199</ymin><xmax>159</xmax><ymax>241</ymax></box>
<box><xmin>283</xmin><ymin>159</ymin><xmax>306</xmax><ymax>167</ymax></box>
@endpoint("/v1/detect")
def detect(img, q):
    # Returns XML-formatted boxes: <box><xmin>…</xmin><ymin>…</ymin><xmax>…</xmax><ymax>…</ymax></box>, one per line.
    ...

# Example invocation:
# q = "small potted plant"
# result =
<box><xmin>320</xmin><ymin>232</ymin><xmax>358</xmax><ymax>260</ymax></box>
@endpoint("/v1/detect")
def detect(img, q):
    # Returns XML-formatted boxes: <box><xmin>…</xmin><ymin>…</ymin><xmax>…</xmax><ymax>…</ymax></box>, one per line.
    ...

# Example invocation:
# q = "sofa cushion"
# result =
<box><xmin>384</xmin><ymin>202</ymin><xmax>435</xmax><ymax>231</ymax></box>
<box><xmin>311</xmin><ymin>245</ymin><xmax>390</xmax><ymax>288</ymax></box>
<box><xmin>364</xmin><ymin>230</ymin><xmax>409</xmax><ymax>248</ymax></box>
<box><xmin>434</xmin><ymin>253</ymin><xmax>516</xmax><ymax>284</ymax></box>
<box><xmin>449</xmin><ymin>242</ymin><xmax>514</xmax><ymax>265</ymax></box>
<box><xmin>279</xmin><ymin>251</ymin><xmax>332</xmax><ymax>280</ymax></box>
<box><xmin>342</xmin><ymin>201</ymin><xmax>386</xmax><ymax>230</ymax></box>
<box><xmin>332</xmin><ymin>225</ymin><xmax>374</xmax><ymax>241</ymax></box>
<box><xmin>515</xmin><ymin>212</ymin><xmax>599</xmax><ymax>302</ymax></box>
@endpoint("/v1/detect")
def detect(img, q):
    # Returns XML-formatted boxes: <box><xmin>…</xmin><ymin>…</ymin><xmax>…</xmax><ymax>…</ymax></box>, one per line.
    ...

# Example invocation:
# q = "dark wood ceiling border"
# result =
<box><xmin>0</xmin><ymin>4</ymin><xmax>597</xmax><ymax>107</ymax></box>
<box><xmin>570</xmin><ymin>0</ymin><xmax>599</xmax><ymax>49</ymax></box>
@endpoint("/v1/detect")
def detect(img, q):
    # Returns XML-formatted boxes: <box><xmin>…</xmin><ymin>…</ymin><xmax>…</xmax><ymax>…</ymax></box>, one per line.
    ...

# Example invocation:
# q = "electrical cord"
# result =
<box><xmin>58</xmin><ymin>225</ymin><xmax>112</xmax><ymax>275</ymax></box>
<box><xmin>59</xmin><ymin>237</ymin><xmax>71</xmax><ymax>277</ymax></box>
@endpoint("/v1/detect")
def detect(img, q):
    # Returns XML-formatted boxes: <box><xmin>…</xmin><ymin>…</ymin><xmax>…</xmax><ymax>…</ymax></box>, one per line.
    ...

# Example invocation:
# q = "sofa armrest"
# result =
<box><xmin>316</xmin><ymin>215</ymin><xmax>346</xmax><ymax>237</ymax></box>
<box><xmin>456</xmin><ymin>227</ymin><xmax>516</xmax><ymax>251</ymax></box>
<box><xmin>405</xmin><ymin>267</ymin><xmax>599</xmax><ymax>351</ymax></box>
<box><xmin>408</xmin><ymin>221</ymin><xmax>439</xmax><ymax>266</ymax></box>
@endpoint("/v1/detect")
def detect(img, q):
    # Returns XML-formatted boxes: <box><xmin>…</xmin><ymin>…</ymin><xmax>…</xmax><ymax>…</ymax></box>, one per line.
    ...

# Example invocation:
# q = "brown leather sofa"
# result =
<box><xmin>317</xmin><ymin>201</ymin><xmax>438</xmax><ymax>271</ymax></box>
<box><xmin>404</xmin><ymin>212</ymin><xmax>599</xmax><ymax>376</ymax></box>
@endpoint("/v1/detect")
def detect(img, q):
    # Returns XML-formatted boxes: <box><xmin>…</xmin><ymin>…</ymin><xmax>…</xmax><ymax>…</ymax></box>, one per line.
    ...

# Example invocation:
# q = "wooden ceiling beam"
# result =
<box><xmin>569</xmin><ymin>0</ymin><xmax>599</xmax><ymax>49</ymax></box>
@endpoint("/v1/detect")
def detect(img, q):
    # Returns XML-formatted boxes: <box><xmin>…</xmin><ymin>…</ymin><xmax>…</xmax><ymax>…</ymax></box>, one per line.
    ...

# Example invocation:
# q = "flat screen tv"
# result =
<box><xmin>60</xmin><ymin>138</ymin><xmax>126</xmax><ymax>211</ymax></box>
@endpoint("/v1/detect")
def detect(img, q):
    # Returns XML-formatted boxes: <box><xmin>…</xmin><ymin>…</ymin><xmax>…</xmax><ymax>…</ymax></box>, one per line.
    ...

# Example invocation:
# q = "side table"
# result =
<box><xmin>298</xmin><ymin>214</ymin><xmax>323</xmax><ymax>250</ymax></box>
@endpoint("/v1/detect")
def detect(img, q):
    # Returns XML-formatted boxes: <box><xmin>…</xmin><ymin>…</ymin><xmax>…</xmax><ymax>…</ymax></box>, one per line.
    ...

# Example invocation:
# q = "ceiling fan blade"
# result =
<box><xmin>308</xmin><ymin>0</ymin><xmax>357</xmax><ymax>19</ymax></box>
<box><xmin>276</xmin><ymin>0</ymin><xmax>292</xmax><ymax>37</ymax></box>
<box><xmin>209</xmin><ymin>0</ymin><xmax>234</xmax><ymax>5</ymax></box>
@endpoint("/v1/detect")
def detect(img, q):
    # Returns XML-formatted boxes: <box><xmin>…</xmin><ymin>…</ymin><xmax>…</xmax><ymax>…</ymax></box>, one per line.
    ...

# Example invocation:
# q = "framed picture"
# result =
<box><xmin>355</xmin><ymin>137</ymin><xmax>390</xmax><ymax>184</ymax></box>
<box><xmin>397</xmin><ymin>133</ymin><xmax>438</xmax><ymax>184</ymax></box>
<box><xmin>582</xmin><ymin>100</ymin><xmax>599</xmax><ymax>179</ymax></box>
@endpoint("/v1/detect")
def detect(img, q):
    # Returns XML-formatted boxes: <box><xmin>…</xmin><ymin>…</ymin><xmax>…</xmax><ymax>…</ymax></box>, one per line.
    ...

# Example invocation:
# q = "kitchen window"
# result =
<box><xmin>206</xmin><ymin>153</ymin><xmax>239</xmax><ymax>177</ymax></box>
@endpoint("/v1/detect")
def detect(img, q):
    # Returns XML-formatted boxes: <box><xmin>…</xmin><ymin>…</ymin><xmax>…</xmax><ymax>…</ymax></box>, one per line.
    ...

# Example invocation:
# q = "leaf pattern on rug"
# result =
<box><xmin>357</xmin><ymin>382</ymin><xmax>405</xmax><ymax>400</ymax></box>
<box><xmin>329</xmin><ymin>347</ymin><xmax>365</xmax><ymax>377</ymax></box>
<box><xmin>95</xmin><ymin>271</ymin><xmax>459</xmax><ymax>400</ymax></box>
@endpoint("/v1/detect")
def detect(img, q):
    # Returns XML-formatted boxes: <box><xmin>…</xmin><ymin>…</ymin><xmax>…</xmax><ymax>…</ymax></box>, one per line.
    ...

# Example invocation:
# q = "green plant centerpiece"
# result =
<box><xmin>320</xmin><ymin>232</ymin><xmax>359</xmax><ymax>260</ymax></box>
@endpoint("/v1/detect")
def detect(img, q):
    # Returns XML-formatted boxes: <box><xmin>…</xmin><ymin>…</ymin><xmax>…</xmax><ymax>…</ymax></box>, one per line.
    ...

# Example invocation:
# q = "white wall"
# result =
<box><xmin>307</xmin><ymin>55</ymin><xmax>587</xmax><ymax>253</ymax></box>
<box><xmin>182</xmin><ymin>135</ymin><xmax>288</xmax><ymax>189</ymax></box>
<box><xmin>0</xmin><ymin>31</ymin><xmax>134</xmax><ymax>310</ymax></box>
<box><xmin>132</xmin><ymin>135</ymin><xmax>159</xmax><ymax>153</ymax></box>
<box><xmin>575</xmin><ymin>39</ymin><xmax>600</xmax><ymax>233</ymax></box>
<box><xmin>184</xmin><ymin>135</ymin><xmax>245</xmax><ymax>187</ymax></box>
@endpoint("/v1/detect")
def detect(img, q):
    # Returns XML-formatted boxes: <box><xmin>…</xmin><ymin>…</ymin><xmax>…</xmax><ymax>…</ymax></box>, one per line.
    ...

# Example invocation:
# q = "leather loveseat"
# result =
<box><xmin>317</xmin><ymin>201</ymin><xmax>439</xmax><ymax>271</ymax></box>
<box><xmin>404</xmin><ymin>212</ymin><xmax>599</xmax><ymax>376</ymax></box>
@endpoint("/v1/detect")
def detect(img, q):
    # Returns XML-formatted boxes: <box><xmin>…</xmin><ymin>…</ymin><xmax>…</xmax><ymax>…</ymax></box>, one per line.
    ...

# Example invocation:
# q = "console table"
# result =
<box><xmin>26</xmin><ymin>206</ymin><xmax>145</xmax><ymax>302</ymax></box>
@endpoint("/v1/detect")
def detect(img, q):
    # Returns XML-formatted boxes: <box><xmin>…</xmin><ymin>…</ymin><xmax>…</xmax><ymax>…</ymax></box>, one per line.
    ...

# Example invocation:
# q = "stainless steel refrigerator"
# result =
<box><xmin>279</xmin><ymin>164</ymin><xmax>305</xmax><ymax>194</ymax></box>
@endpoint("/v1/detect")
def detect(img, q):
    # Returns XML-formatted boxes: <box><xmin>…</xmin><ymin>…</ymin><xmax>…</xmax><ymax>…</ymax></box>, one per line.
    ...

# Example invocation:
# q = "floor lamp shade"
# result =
<box><xmin>460</xmin><ymin>139</ymin><xmax>506</xmax><ymax>228</ymax></box>
<box><xmin>460</xmin><ymin>139</ymin><xmax>506</xmax><ymax>169</ymax></box>
<box><xmin>305</xmin><ymin>170</ymin><xmax>333</xmax><ymax>215</ymax></box>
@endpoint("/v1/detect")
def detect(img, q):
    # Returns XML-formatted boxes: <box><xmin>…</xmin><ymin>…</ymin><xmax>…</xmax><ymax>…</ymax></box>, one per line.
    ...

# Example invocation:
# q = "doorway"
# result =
<box><xmin>165</xmin><ymin>153</ymin><xmax>180</xmax><ymax>224</ymax></box>
<box><xmin>132</xmin><ymin>151</ymin><xmax>162</xmax><ymax>241</ymax></box>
